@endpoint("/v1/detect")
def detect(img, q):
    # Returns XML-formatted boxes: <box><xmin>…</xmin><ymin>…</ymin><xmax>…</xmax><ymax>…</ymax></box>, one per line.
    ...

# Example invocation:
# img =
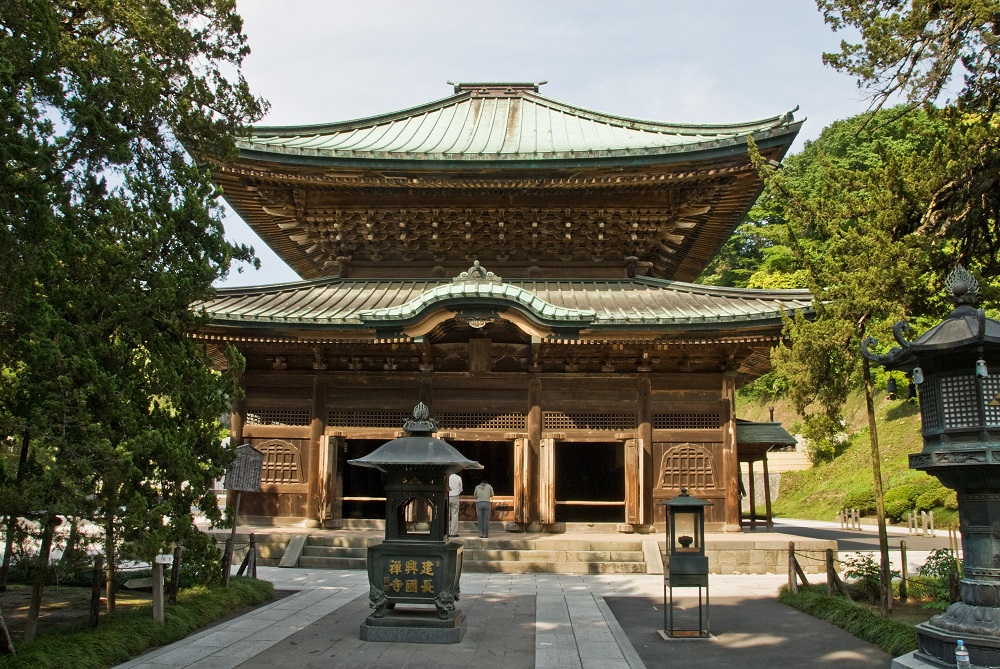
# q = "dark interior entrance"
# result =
<box><xmin>555</xmin><ymin>441</ymin><xmax>625</xmax><ymax>523</ymax></box>
<box><xmin>448</xmin><ymin>440</ymin><xmax>514</xmax><ymax>498</ymax></box>
<box><xmin>341</xmin><ymin>439</ymin><xmax>386</xmax><ymax>519</ymax></box>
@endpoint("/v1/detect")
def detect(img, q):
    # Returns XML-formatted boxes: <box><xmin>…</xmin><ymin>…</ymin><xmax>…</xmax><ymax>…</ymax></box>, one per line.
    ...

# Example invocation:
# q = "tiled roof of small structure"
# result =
<box><xmin>735</xmin><ymin>420</ymin><xmax>798</xmax><ymax>446</ymax></box>
<box><xmin>237</xmin><ymin>82</ymin><xmax>801</xmax><ymax>164</ymax></box>
<box><xmin>200</xmin><ymin>275</ymin><xmax>812</xmax><ymax>332</ymax></box>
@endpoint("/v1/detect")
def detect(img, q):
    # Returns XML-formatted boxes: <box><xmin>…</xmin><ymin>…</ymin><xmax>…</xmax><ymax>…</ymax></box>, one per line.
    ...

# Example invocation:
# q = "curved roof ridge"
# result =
<box><xmin>248</xmin><ymin>91</ymin><xmax>475</xmax><ymax>137</ymax></box>
<box><xmin>519</xmin><ymin>90</ymin><xmax>799</xmax><ymax>135</ymax></box>
<box><xmin>244</xmin><ymin>87</ymin><xmax>800</xmax><ymax>141</ymax></box>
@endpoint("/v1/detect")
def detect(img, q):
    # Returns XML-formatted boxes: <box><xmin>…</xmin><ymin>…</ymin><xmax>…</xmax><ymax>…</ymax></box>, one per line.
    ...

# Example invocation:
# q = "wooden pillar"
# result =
<box><xmin>306</xmin><ymin>375</ymin><xmax>326</xmax><ymax>527</ymax></box>
<box><xmin>762</xmin><ymin>451</ymin><xmax>774</xmax><ymax>532</ymax></box>
<box><xmin>721</xmin><ymin>371</ymin><xmax>740</xmax><ymax>531</ymax></box>
<box><xmin>624</xmin><ymin>438</ymin><xmax>640</xmax><ymax>527</ymax></box>
<box><xmin>747</xmin><ymin>460</ymin><xmax>757</xmax><ymax>530</ymax></box>
<box><xmin>539</xmin><ymin>437</ymin><xmax>555</xmax><ymax>525</ymax></box>
<box><xmin>637</xmin><ymin>377</ymin><xmax>654</xmax><ymax>529</ymax></box>
<box><xmin>319</xmin><ymin>434</ymin><xmax>340</xmax><ymax>528</ymax></box>
<box><xmin>230</xmin><ymin>393</ymin><xmax>246</xmax><ymax>449</ymax></box>
<box><xmin>526</xmin><ymin>377</ymin><xmax>542</xmax><ymax>531</ymax></box>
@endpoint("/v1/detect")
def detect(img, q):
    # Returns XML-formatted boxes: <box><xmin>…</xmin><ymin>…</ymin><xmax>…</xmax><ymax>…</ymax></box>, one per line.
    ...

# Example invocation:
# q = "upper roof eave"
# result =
<box><xmin>232</xmin><ymin>120</ymin><xmax>804</xmax><ymax>170</ymax></box>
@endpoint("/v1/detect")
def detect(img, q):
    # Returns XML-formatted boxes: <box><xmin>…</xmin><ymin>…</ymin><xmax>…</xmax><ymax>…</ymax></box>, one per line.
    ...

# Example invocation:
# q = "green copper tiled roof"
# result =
<box><xmin>238</xmin><ymin>82</ymin><xmax>801</xmax><ymax>164</ymax></box>
<box><xmin>735</xmin><ymin>420</ymin><xmax>798</xmax><ymax>447</ymax></box>
<box><xmin>200</xmin><ymin>275</ymin><xmax>811</xmax><ymax>333</ymax></box>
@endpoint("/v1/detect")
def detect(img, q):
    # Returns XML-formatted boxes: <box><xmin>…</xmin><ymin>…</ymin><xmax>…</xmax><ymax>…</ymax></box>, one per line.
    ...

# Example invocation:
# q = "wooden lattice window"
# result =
<box><xmin>542</xmin><ymin>412</ymin><xmax>635</xmax><ymax>430</ymax></box>
<box><xmin>246</xmin><ymin>408</ymin><xmax>310</xmax><ymax>426</ymax></box>
<box><xmin>328</xmin><ymin>410</ymin><xmax>411</xmax><ymax>428</ymax></box>
<box><xmin>657</xmin><ymin>444</ymin><xmax>716</xmax><ymax>489</ymax></box>
<box><xmin>437</xmin><ymin>413</ymin><xmax>526</xmax><ymax>430</ymax></box>
<box><xmin>653</xmin><ymin>414</ymin><xmax>721</xmax><ymax>430</ymax></box>
<box><xmin>258</xmin><ymin>440</ymin><xmax>301</xmax><ymax>484</ymax></box>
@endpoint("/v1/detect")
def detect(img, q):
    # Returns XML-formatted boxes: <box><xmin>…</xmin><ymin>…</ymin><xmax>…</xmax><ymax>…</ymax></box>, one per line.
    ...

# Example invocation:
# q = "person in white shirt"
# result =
<box><xmin>448</xmin><ymin>472</ymin><xmax>463</xmax><ymax>537</ymax></box>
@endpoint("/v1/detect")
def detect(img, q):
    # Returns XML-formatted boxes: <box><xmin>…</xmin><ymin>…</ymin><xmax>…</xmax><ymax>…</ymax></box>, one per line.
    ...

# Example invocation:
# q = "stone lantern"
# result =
<box><xmin>862</xmin><ymin>266</ymin><xmax>1000</xmax><ymax>668</ymax></box>
<box><xmin>349</xmin><ymin>403</ymin><xmax>481</xmax><ymax>643</ymax></box>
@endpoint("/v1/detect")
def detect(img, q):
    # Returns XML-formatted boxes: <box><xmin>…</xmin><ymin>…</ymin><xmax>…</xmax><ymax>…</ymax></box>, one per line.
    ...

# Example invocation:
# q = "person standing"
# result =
<box><xmin>448</xmin><ymin>472</ymin><xmax>463</xmax><ymax>537</ymax></box>
<box><xmin>474</xmin><ymin>478</ymin><xmax>494</xmax><ymax>539</ymax></box>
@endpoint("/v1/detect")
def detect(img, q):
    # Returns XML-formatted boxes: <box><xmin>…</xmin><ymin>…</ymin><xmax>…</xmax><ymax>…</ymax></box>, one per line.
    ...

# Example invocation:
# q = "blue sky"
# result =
<box><xmin>219</xmin><ymin>0</ymin><xmax>873</xmax><ymax>287</ymax></box>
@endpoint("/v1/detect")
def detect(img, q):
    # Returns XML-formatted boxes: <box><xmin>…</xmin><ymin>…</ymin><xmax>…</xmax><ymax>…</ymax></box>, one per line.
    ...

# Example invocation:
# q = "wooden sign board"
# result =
<box><xmin>224</xmin><ymin>444</ymin><xmax>264</xmax><ymax>492</ymax></box>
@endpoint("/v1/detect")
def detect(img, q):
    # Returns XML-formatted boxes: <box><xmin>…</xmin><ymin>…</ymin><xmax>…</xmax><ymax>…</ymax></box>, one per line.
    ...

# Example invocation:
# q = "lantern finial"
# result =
<box><xmin>946</xmin><ymin>265</ymin><xmax>979</xmax><ymax>306</ymax></box>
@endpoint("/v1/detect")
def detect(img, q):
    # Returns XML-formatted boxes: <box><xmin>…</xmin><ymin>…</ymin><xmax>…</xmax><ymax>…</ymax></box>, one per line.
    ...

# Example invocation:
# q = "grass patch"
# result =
<box><xmin>740</xmin><ymin>391</ymin><xmax>957</xmax><ymax>526</ymax></box>
<box><xmin>778</xmin><ymin>585</ymin><xmax>918</xmax><ymax>657</ymax></box>
<box><xmin>0</xmin><ymin>577</ymin><xmax>274</xmax><ymax>669</ymax></box>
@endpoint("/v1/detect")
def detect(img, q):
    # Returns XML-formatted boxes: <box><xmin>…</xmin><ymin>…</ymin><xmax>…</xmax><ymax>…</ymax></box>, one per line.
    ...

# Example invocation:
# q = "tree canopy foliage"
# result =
<box><xmin>0</xmin><ymin>0</ymin><xmax>266</xmax><ymax>596</ymax></box>
<box><xmin>706</xmin><ymin>3</ymin><xmax>1000</xmax><ymax>457</ymax></box>
<box><xmin>819</xmin><ymin>0</ymin><xmax>1000</xmax><ymax>274</ymax></box>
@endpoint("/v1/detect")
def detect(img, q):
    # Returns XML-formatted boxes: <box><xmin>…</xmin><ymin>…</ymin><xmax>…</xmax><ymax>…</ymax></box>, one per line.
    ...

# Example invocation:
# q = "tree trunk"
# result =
<box><xmin>23</xmin><ymin>513</ymin><xmax>58</xmax><ymax>643</ymax></box>
<box><xmin>0</xmin><ymin>608</ymin><xmax>14</xmax><ymax>655</ymax></box>
<box><xmin>1</xmin><ymin>431</ymin><xmax>32</xmax><ymax>592</ymax></box>
<box><xmin>60</xmin><ymin>518</ymin><xmax>80</xmax><ymax>567</ymax></box>
<box><xmin>104</xmin><ymin>512</ymin><xmax>116</xmax><ymax>613</ymax></box>
<box><xmin>862</xmin><ymin>353</ymin><xmax>893</xmax><ymax>615</ymax></box>
<box><xmin>0</xmin><ymin>518</ymin><xmax>18</xmax><ymax>593</ymax></box>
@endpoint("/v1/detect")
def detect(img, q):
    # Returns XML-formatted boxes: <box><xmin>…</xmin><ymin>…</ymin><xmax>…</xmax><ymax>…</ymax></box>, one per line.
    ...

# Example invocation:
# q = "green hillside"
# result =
<box><xmin>739</xmin><ymin>391</ymin><xmax>958</xmax><ymax>526</ymax></box>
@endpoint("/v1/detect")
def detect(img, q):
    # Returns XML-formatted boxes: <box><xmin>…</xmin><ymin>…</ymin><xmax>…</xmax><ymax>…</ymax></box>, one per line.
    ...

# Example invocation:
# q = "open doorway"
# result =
<box><xmin>448</xmin><ymin>440</ymin><xmax>514</xmax><ymax>522</ymax></box>
<box><xmin>555</xmin><ymin>441</ymin><xmax>625</xmax><ymax>523</ymax></box>
<box><xmin>340</xmin><ymin>439</ymin><xmax>386</xmax><ymax>519</ymax></box>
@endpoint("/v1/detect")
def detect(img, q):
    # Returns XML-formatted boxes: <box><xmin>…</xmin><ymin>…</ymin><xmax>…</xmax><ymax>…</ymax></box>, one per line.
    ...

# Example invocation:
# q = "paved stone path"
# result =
<box><xmin>112</xmin><ymin>567</ymin><xmax>893</xmax><ymax>669</ymax></box>
<box><xmin>113</xmin><ymin>519</ymin><xmax>912</xmax><ymax>669</ymax></box>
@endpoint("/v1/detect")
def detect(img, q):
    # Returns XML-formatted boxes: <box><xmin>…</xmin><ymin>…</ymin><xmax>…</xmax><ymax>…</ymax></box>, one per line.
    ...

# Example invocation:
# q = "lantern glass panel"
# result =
<box><xmin>673</xmin><ymin>510</ymin><xmax>698</xmax><ymax>552</ymax></box>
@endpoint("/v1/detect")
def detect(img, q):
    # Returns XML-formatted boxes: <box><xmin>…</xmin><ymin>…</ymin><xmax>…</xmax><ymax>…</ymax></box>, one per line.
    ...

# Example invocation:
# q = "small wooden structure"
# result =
<box><xmin>736</xmin><ymin>420</ymin><xmax>797</xmax><ymax>531</ymax></box>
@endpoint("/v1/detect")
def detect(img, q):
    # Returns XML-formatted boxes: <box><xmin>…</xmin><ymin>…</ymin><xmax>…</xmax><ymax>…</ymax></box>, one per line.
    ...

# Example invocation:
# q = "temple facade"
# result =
<box><xmin>198</xmin><ymin>82</ymin><xmax>810</xmax><ymax>532</ymax></box>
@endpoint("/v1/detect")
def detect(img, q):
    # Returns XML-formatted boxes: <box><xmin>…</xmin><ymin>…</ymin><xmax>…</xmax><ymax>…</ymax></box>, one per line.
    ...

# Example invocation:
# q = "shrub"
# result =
<box><xmin>911</xmin><ymin>549</ymin><xmax>961</xmax><ymax>610</ymax></box>
<box><xmin>883</xmin><ymin>478</ymin><xmax>943</xmax><ymax>521</ymax></box>
<box><xmin>843</xmin><ymin>553</ymin><xmax>899</xmax><ymax>604</ymax></box>
<box><xmin>842</xmin><ymin>488</ymin><xmax>876</xmax><ymax>515</ymax></box>
<box><xmin>915</xmin><ymin>486</ymin><xmax>952</xmax><ymax>512</ymax></box>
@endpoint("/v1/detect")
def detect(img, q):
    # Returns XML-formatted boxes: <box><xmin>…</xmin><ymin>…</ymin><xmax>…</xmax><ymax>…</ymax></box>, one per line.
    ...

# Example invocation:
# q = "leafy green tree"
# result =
<box><xmin>818</xmin><ymin>0</ymin><xmax>1000</xmax><ymax>274</ymax></box>
<box><xmin>0</xmin><ymin>0</ymin><xmax>265</xmax><ymax>630</ymax></box>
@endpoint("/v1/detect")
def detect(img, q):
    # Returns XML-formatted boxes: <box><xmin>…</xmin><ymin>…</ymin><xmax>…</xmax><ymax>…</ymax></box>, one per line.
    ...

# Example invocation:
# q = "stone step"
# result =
<box><xmin>465</xmin><ymin>549</ymin><xmax>644</xmax><ymax>563</ymax></box>
<box><xmin>463</xmin><ymin>560</ymin><xmax>647</xmax><ymax>574</ymax></box>
<box><xmin>305</xmin><ymin>536</ymin><xmax>381</xmax><ymax>549</ymax></box>
<box><xmin>301</xmin><ymin>545</ymin><xmax>368</xmax><ymax>559</ymax></box>
<box><xmin>297</xmin><ymin>555</ymin><xmax>367</xmax><ymax>569</ymax></box>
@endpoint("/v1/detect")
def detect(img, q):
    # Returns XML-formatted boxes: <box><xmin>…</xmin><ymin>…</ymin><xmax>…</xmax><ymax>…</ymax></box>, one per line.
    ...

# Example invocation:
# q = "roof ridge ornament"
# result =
<box><xmin>946</xmin><ymin>264</ymin><xmax>979</xmax><ymax>305</ymax></box>
<box><xmin>453</xmin><ymin>260</ymin><xmax>501</xmax><ymax>285</ymax></box>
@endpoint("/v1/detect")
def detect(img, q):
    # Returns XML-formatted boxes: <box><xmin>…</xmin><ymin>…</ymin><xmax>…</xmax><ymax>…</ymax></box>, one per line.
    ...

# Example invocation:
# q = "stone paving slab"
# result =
<box><xmin>604</xmin><ymin>595</ymin><xmax>891</xmax><ymax>668</ymax></box>
<box><xmin>233</xmin><ymin>592</ymin><xmax>535</xmax><ymax>669</ymax></box>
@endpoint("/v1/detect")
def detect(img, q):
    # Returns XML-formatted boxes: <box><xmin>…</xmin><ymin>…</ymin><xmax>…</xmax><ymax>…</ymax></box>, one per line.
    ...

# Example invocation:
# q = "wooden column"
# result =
<box><xmin>721</xmin><ymin>371</ymin><xmax>740</xmax><ymax>530</ymax></box>
<box><xmin>624</xmin><ymin>438</ymin><xmax>640</xmax><ymax>527</ymax></box>
<box><xmin>747</xmin><ymin>460</ymin><xmax>757</xmax><ymax>530</ymax></box>
<box><xmin>514</xmin><ymin>437</ymin><xmax>527</xmax><ymax>525</ymax></box>
<box><xmin>306</xmin><ymin>375</ymin><xmax>326</xmax><ymax>527</ymax></box>
<box><xmin>539</xmin><ymin>437</ymin><xmax>555</xmax><ymax>525</ymax></box>
<box><xmin>637</xmin><ymin>377</ymin><xmax>654</xmax><ymax>529</ymax></box>
<box><xmin>319</xmin><ymin>434</ymin><xmax>339</xmax><ymax>528</ymax></box>
<box><xmin>526</xmin><ymin>377</ymin><xmax>542</xmax><ymax>531</ymax></box>
<box><xmin>230</xmin><ymin>394</ymin><xmax>246</xmax><ymax>449</ymax></box>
